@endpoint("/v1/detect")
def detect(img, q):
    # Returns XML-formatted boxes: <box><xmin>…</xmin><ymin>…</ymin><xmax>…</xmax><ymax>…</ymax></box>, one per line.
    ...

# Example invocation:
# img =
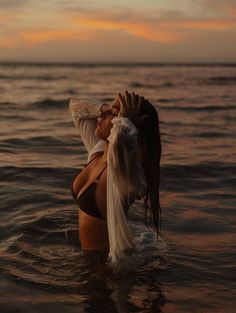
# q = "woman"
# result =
<box><xmin>69</xmin><ymin>91</ymin><xmax>161</xmax><ymax>267</ymax></box>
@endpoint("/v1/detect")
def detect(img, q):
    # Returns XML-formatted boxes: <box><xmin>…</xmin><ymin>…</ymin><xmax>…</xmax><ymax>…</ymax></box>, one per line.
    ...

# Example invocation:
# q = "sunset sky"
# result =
<box><xmin>0</xmin><ymin>0</ymin><xmax>236</xmax><ymax>63</ymax></box>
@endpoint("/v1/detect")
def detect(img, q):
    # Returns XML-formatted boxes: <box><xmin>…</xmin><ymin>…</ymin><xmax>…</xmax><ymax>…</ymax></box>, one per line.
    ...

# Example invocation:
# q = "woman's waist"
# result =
<box><xmin>79</xmin><ymin>208</ymin><xmax>107</xmax><ymax>224</ymax></box>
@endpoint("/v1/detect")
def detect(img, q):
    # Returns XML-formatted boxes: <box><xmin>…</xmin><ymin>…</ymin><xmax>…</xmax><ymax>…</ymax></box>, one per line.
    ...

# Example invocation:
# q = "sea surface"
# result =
<box><xmin>0</xmin><ymin>63</ymin><xmax>235</xmax><ymax>313</ymax></box>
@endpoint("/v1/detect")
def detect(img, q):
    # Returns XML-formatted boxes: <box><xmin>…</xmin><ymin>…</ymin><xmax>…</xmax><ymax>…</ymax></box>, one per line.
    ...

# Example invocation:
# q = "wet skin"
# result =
<box><xmin>73</xmin><ymin>99</ymin><xmax>120</xmax><ymax>256</ymax></box>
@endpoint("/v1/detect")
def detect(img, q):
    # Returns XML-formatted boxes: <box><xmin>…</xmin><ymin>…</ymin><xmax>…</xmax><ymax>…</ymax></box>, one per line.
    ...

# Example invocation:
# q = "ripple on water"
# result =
<box><xmin>0</xmin><ymin>205</ymin><xmax>168</xmax><ymax>295</ymax></box>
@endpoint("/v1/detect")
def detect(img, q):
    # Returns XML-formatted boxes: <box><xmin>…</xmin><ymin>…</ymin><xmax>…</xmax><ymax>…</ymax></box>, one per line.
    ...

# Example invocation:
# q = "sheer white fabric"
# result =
<box><xmin>107</xmin><ymin>117</ymin><xmax>147</xmax><ymax>265</ymax></box>
<box><xmin>69</xmin><ymin>99</ymin><xmax>105</xmax><ymax>162</ymax></box>
<box><xmin>69</xmin><ymin>99</ymin><xmax>147</xmax><ymax>267</ymax></box>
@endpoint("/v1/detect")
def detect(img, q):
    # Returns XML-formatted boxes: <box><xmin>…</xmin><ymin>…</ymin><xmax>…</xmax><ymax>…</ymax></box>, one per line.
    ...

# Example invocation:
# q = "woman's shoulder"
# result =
<box><xmin>88</xmin><ymin>151</ymin><xmax>104</xmax><ymax>163</ymax></box>
<box><xmin>87</xmin><ymin>140</ymin><xmax>106</xmax><ymax>162</ymax></box>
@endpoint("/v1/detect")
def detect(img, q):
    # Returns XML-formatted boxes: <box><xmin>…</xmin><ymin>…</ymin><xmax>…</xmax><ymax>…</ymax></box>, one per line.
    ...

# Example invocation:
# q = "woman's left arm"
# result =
<box><xmin>106</xmin><ymin>114</ymin><xmax>147</xmax><ymax>266</ymax></box>
<box><xmin>108</xmin><ymin>91</ymin><xmax>148</xmax><ymax>202</ymax></box>
<box><xmin>106</xmin><ymin>91</ymin><xmax>150</xmax><ymax>266</ymax></box>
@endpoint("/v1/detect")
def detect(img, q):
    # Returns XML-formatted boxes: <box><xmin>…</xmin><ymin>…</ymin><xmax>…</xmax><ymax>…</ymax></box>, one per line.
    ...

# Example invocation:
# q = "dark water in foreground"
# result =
<box><xmin>0</xmin><ymin>63</ymin><xmax>236</xmax><ymax>312</ymax></box>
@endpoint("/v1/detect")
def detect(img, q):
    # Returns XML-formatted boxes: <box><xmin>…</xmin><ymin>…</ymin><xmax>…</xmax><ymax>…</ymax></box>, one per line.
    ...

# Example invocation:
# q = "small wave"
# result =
<box><xmin>160</xmin><ymin>161</ymin><xmax>236</xmax><ymax>192</ymax></box>
<box><xmin>0</xmin><ymin>136</ymin><xmax>71</xmax><ymax>154</ymax></box>
<box><xmin>0</xmin><ymin>165</ymin><xmax>71</xmax><ymax>181</ymax></box>
<box><xmin>0</xmin><ymin>101</ymin><xmax>16</xmax><ymax>106</ymax></box>
<box><xmin>0</xmin><ymin>74</ymin><xmax>67</xmax><ymax>81</ymax></box>
<box><xmin>65</xmin><ymin>88</ymin><xmax>77</xmax><ymax>95</ymax></box>
<box><xmin>1</xmin><ymin>162</ymin><xmax>235</xmax><ymax>179</ymax></box>
<box><xmin>2</xmin><ymin>136</ymin><xmax>67</xmax><ymax>147</ymax></box>
<box><xmin>19</xmin><ymin>217</ymin><xmax>78</xmax><ymax>245</ymax></box>
<box><xmin>99</xmin><ymin>97</ymin><xmax>114</xmax><ymax>103</ymax></box>
<box><xmin>0</xmin><ymin>206</ymin><xmax>166</xmax><ymax>293</ymax></box>
<box><xmin>0</xmin><ymin>136</ymin><xmax>84</xmax><ymax>156</ymax></box>
<box><xmin>162</xmin><ymin>161</ymin><xmax>236</xmax><ymax>178</ymax></box>
<box><xmin>207</xmin><ymin>76</ymin><xmax>236</xmax><ymax>85</ymax></box>
<box><xmin>158</xmin><ymin>98</ymin><xmax>185</xmax><ymax>103</ymax></box>
<box><xmin>161</xmin><ymin>82</ymin><xmax>175</xmax><ymax>87</ymax></box>
<box><xmin>0</xmin><ymin>166</ymin><xmax>78</xmax><ymax>176</ymax></box>
<box><xmin>130</xmin><ymin>81</ymin><xmax>175</xmax><ymax>89</ymax></box>
<box><xmin>1</xmin><ymin>162</ymin><xmax>235</xmax><ymax>190</ymax></box>
<box><xmin>0</xmin><ymin>166</ymin><xmax>80</xmax><ymax>190</ymax></box>
<box><xmin>27</xmin><ymin>98</ymin><xmax>69</xmax><ymax>110</ymax></box>
<box><xmin>0</xmin><ymin>242</ymin><xmax>86</xmax><ymax>291</ymax></box>
<box><xmin>225</xmin><ymin>114</ymin><xmax>236</xmax><ymax>122</ymax></box>
<box><xmin>0</xmin><ymin>114</ymin><xmax>35</xmax><ymax>122</ymax></box>
<box><xmin>158</xmin><ymin>104</ymin><xmax>236</xmax><ymax>111</ymax></box>
<box><xmin>192</xmin><ymin>131</ymin><xmax>232</xmax><ymax>138</ymax></box>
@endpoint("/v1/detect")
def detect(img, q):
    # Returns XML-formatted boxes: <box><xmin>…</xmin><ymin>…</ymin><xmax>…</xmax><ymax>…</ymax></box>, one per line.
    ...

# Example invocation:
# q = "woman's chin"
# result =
<box><xmin>95</xmin><ymin>128</ymin><xmax>108</xmax><ymax>141</ymax></box>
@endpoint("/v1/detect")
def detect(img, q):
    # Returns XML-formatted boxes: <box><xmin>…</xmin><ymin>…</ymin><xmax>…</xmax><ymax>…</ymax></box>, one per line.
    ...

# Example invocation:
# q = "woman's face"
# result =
<box><xmin>95</xmin><ymin>98</ymin><xmax>120</xmax><ymax>141</ymax></box>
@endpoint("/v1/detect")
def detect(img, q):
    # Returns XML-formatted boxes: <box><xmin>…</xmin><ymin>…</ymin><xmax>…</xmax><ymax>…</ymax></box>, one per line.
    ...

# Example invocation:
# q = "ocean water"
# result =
<box><xmin>0</xmin><ymin>63</ymin><xmax>236</xmax><ymax>313</ymax></box>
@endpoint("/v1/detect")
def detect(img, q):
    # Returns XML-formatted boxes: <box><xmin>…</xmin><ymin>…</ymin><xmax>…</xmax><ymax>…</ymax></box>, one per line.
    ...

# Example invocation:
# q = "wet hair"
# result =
<box><xmin>137</xmin><ymin>100</ymin><xmax>162</xmax><ymax>236</ymax></box>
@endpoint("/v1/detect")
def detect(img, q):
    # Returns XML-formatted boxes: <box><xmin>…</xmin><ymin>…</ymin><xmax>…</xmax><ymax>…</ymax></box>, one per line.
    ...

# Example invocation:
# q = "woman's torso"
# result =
<box><xmin>71</xmin><ymin>152</ymin><xmax>107</xmax><ymax>220</ymax></box>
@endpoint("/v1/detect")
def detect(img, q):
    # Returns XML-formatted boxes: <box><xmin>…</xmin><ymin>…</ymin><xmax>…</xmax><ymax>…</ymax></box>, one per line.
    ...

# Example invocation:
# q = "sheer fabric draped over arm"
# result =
<box><xmin>106</xmin><ymin>117</ymin><xmax>147</xmax><ymax>266</ymax></box>
<box><xmin>69</xmin><ymin>99</ymin><xmax>105</xmax><ymax>161</ymax></box>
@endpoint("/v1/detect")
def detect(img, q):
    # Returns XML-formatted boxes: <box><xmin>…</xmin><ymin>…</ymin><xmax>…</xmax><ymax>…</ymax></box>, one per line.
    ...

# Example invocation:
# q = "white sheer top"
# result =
<box><xmin>69</xmin><ymin>99</ymin><xmax>147</xmax><ymax>267</ymax></box>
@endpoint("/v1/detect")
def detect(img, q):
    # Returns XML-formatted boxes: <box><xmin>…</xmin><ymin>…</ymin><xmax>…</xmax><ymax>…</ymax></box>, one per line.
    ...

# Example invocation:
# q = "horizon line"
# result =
<box><xmin>0</xmin><ymin>61</ymin><xmax>236</xmax><ymax>67</ymax></box>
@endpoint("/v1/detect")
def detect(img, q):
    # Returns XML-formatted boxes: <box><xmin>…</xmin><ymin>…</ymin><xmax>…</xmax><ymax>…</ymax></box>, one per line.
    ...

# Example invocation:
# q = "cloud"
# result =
<box><xmin>0</xmin><ymin>0</ymin><xmax>28</xmax><ymax>9</ymax></box>
<box><xmin>1</xmin><ymin>6</ymin><xmax>236</xmax><ymax>50</ymax></box>
<box><xmin>20</xmin><ymin>29</ymin><xmax>93</xmax><ymax>44</ymax></box>
<box><xmin>0</xmin><ymin>38</ymin><xmax>17</xmax><ymax>47</ymax></box>
<box><xmin>72</xmin><ymin>17</ymin><xmax>182</xmax><ymax>43</ymax></box>
<box><xmin>0</xmin><ymin>12</ymin><xmax>17</xmax><ymax>28</ymax></box>
<box><xmin>159</xmin><ymin>19</ymin><xmax>236</xmax><ymax>31</ymax></box>
<box><xmin>65</xmin><ymin>8</ymin><xmax>189</xmax><ymax>43</ymax></box>
<box><xmin>69</xmin><ymin>10</ymin><xmax>236</xmax><ymax>44</ymax></box>
<box><xmin>0</xmin><ymin>29</ymin><xmax>95</xmax><ymax>47</ymax></box>
<box><xmin>0</xmin><ymin>14</ymin><xmax>8</xmax><ymax>22</ymax></box>
<box><xmin>193</xmin><ymin>0</ymin><xmax>236</xmax><ymax>17</ymax></box>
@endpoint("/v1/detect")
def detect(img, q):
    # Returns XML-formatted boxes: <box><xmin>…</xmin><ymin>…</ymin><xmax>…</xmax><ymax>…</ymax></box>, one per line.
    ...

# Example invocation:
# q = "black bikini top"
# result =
<box><xmin>70</xmin><ymin>154</ymin><xmax>107</xmax><ymax>220</ymax></box>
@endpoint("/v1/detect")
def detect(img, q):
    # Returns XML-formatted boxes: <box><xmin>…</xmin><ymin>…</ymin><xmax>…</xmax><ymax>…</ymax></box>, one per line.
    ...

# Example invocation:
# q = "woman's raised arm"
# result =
<box><xmin>69</xmin><ymin>99</ymin><xmax>105</xmax><ymax>161</ymax></box>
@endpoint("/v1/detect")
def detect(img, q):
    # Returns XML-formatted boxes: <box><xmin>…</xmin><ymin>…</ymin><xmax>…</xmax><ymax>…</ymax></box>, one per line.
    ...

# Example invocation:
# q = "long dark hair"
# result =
<box><xmin>137</xmin><ymin>100</ymin><xmax>162</xmax><ymax>236</ymax></box>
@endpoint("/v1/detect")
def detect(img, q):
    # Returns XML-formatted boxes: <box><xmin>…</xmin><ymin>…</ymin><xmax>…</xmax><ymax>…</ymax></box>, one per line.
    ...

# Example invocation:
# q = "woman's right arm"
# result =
<box><xmin>69</xmin><ymin>99</ymin><xmax>105</xmax><ymax>161</ymax></box>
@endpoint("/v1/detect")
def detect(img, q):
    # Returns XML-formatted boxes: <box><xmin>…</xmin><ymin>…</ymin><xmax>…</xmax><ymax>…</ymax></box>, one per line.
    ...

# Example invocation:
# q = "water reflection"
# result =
<box><xmin>81</xmin><ymin>269</ymin><xmax>165</xmax><ymax>313</ymax></box>
<box><xmin>75</xmin><ymin>251</ymin><xmax>166</xmax><ymax>313</ymax></box>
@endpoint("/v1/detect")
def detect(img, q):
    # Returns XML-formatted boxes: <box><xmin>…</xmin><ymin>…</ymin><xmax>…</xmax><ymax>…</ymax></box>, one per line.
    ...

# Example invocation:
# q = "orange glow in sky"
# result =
<box><xmin>0</xmin><ymin>1</ymin><xmax>235</xmax><ymax>62</ymax></box>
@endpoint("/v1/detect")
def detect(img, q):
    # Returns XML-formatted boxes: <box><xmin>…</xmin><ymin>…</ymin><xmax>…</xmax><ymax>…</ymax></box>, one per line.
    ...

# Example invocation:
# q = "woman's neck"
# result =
<box><xmin>100</xmin><ymin>141</ymin><xmax>109</xmax><ymax>163</ymax></box>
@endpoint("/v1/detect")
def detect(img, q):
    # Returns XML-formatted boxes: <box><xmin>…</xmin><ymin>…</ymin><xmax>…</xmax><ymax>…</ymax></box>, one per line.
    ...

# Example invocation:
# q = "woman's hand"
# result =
<box><xmin>117</xmin><ymin>90</ymin><xmax>149</xmax><ymax>127</ymax></box>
